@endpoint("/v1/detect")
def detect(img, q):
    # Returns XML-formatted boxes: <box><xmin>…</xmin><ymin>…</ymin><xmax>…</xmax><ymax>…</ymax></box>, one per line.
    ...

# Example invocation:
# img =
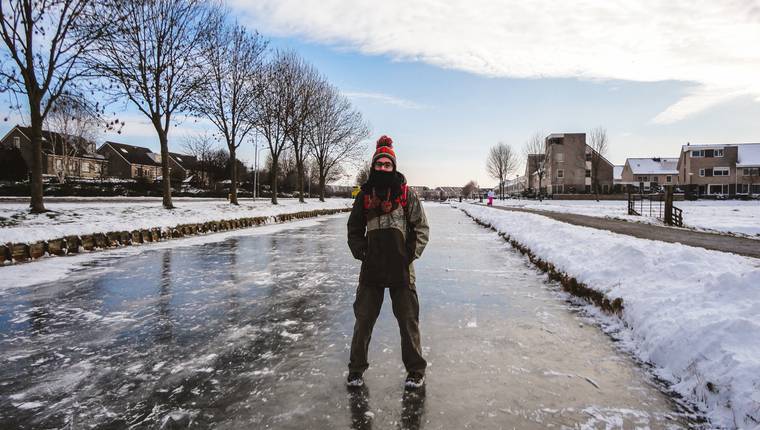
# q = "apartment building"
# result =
<box><xmin>677</xmin><ymin>143</ymin><xmax>760</xmax><ymax>196</ymax></box>
<box><xmin>621</xmin><ymin>157</ymin><xmax>679</xmax><ymax>191</ymax></box>
<box><xmin>544</xmin><ymin>133</ymin><xmax>614</xmax><ymax>194</ymax></box>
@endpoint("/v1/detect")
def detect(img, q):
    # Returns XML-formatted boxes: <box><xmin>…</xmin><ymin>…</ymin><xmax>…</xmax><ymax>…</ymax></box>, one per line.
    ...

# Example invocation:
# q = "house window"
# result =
<box><xmin>137</xmin><ymin>167</ymin><xmax>144</xmax><ymax>177</ymax></box>
<box><xmin>82</xmin><ymin>162</ymin><xmax>90</xmax><ymax>173</ymax></box>
<box><xmin>743</xmin><ymin>168</ymin><xmax>759</xmax><ymax>176</ymax></box>
<box><xmin>585</xmin><ymin>152</ymin><xmax>592</xmax><ymax>162</ymax></box>
<box><xmin>555</xmin><ymin>152</ymin><xmax>564</xmax><ymax>162</ymax></box>
<box><xmin>651</xmin><ymin>176</ymin><xmax>659</xmax><ymax>183</ymax></box>
<box><xmin>738</xmin><ymin>184</ymin><xmax>749</xmax><ymax>194</ymax></box>
<box><xmin>705</xmin><ymin>149</ymin><xmax>714</xmax><ymax>158</ymax></box>
<box><xmin>666</xmin><ymin>175</ymin><xmax>672</xmax><ymax>183</ymax></box>
<box><xmin>691</xmin><ymin>150</ymin><xmax>704</xmax><ymax>157</ymax></box>
<box><xmin>715</xmin><ymin>149</ymin><xmax>724</xmax><ymax>157</ymax></box>
<box><xmin>585</xmin><ymin>185</ymin><xmax>591</xmax><ymax>193</ymax></box>
<box><xmin>13</xmin><ymin>136</ymin><xmax>21</xmax><ymax>149</ymax></box>
<box><xmin>709</xmin><ymin>184</ymin><xmax>729</xmax><ymax>194</ymax></box>
<box><xmin>94</xmin><ymin>163</ymin><xmax>101</xmax><ymax>173</ymax></box>
<box><xmin>55</xmin><ymin>159</ymin><xmax>63</xmax><ymax>170</ymax></box>
<box><xmin>557</xmin><ymin>169</ymin><xmax>564</xmax><ymax>178</ymax></box>
<box><xmin>585</xmin><ymin>169</ymin><xmax>591</xmax><ymax>178</ymax></box>
<box><xmin>713</xmin><ymin>167</ymin><xmax>729</xmax><ymax>176</ymax></box>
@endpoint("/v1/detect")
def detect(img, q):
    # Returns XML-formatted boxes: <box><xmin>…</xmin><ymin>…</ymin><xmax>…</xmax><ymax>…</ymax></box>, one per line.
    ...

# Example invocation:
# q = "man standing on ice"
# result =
<box><xmin>346</xmin><ymin>135</ymin><xmax>430</xmax><ymax>389</ymax></box>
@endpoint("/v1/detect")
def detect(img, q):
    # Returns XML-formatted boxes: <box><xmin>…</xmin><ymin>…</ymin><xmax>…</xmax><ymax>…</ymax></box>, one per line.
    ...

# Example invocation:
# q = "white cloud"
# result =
<box><xmin>343</xmin><ymin>91</ymin><xmax>426</xmax><ymax>109</ymax></box>
<box><xmin>230</xmin><ymin>0</ymin><xmax>760</xmax><ymax>123</ymax></box>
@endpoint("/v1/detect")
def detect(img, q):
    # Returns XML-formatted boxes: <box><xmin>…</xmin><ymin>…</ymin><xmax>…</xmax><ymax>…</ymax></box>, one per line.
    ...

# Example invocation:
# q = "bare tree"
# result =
<box><xmin>283</xmin><ymin>54</ymin><xmax>322</xmax><ymax>203</ymax></box>
<box><xmin>462</xmin><ymin>180</ymin><xmax>478</xmax><ymax>199</ymax></box>
<box><xmin>0</xmin><ymin>0</ymin><xmax>113</xmax><ymax>212</ymax></box>
<box><xmin>486</xmin><ymin>142</ymin><xmax>517</xmax><ymax>200</ymax></box>
<box><xmin>182</xmin><ymin>132</ymin><xmax>219</xmax><ymax>188</ymax></box>
<box><xmin>44</xmin><ymin>95</ymin><xmax>102</xmax><ymax>182</ymax></box>
<box><xmin>524</xmin><ymin>131</ymin><xmax>547</xmax><ymax>200</ymax></box>
<box><xmin>191</xmin><ymin>13</ymin><xmax>267</xmax><ymax>204</ymax></box>
<box><xmin>355</xmin><ymin>163</ymin><xmax>371</xmax><ymax>187</ymax></box>
<box><xmin>307</xmin><ymin>83</ymin><xmax>369</xmax><ymax>201</ymax></box>
<box><xmin>252</xmin><ymin>51</ymin><xmax>297</xmax><ymax>205</ymax></box>
<box><xmin>92</xmin><ymin>0</ymin><xmax>213</xmax><ymax>209</ymax></box>
<box><xmin>587</xmin><ymin>126</ymin><xmax>609</xmax><ymax>198</ymax></box>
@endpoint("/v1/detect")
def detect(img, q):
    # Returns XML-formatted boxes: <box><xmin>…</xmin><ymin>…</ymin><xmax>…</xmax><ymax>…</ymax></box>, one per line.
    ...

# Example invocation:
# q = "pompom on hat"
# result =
<box><xmin>372</xmin><ymin>135</ymin><xmax>396</xmax><ymax>169</ymax></box>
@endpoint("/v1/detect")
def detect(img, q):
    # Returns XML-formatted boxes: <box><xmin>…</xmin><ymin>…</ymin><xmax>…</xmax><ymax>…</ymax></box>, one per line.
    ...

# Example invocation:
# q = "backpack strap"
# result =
<box><xmin>399</xmin><ymin>184</ymin><xmax>408</xmax><ymax>208</ymax></box>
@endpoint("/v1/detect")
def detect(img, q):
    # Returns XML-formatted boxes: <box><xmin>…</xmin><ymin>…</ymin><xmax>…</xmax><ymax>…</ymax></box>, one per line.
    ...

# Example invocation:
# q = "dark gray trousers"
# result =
<box><xmin>348</xmin><ymin>283</ymin><xmax>427</xmax><ymax>375</ymax></box>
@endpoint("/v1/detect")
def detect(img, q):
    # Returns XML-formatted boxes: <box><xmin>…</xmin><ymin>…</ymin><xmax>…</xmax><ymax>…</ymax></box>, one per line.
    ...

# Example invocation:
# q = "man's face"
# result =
<box><xmin>373</xmin><ymin>157</ymin><xmax>394</xmax><ymax>172</ymax></box>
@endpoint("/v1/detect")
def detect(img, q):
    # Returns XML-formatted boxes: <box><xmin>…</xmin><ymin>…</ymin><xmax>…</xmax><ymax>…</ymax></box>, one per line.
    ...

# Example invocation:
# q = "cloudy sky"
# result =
<box><xmin>4</xmin><ymin>0</ymin><xmax>760</xmax><ymax>187</ymax></box>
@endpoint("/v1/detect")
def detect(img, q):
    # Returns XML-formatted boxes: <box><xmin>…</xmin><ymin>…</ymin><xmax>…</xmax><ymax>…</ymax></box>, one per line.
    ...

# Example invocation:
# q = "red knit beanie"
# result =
<box><xmin>372</xmin><ymin>135</ymin><xmax>396</xmax><ymax>169</ymax></box>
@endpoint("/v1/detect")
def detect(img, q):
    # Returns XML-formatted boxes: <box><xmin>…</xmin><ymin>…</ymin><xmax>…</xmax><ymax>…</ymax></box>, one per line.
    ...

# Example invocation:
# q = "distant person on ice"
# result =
<box><xmin>487</xmin><ymin>189</ymin><xmax>495</xmax><ymax>206</ymax></box>
<box><xmin>346</xmin><ymin>135</ymin><xmax>430</xmax><ymax>389</ymax></box>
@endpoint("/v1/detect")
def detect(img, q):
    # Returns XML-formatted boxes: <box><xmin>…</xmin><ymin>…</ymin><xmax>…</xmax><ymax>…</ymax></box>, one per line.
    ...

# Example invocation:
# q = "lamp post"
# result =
<box><xmin>252</xmin><ymin>136</ymin><xmax>267</xmax><ymax>200</ymax></box>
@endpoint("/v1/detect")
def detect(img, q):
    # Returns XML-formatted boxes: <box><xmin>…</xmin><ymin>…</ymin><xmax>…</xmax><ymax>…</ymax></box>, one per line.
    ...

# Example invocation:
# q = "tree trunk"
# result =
<box><xmin>270</xmin><ymin>156</ymin><xmax>279</xmax><ymax>205</ymax></box>
<box><xmin>157</xmin><ymin>129</ymin><xmax>174</xmax><ymax>209</ymax></box>
<box><xmin>319</xmin><ymin>175</ymin><xmax>326</xmax><ymax>202</ymax></box>
<box><xmin>296</xmin><ymin>159</ymin><xmax>305</xmax><ymax>203</ymax></box>
<box><xmin>229</xmin><ymin>148</ymin><xmax>239</xmax><ymax>205</ymax></box>
<box><xmin>28</xmin><ymin>109</ymin><xmax>47</xmax><ymax>213</ymax></box>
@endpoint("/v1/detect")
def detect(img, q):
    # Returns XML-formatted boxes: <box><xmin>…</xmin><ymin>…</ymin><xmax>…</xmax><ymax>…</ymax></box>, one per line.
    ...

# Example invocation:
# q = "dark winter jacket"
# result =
<box><xmin>347</xmin><ymin>173</ymin><xmax>429</xmax><ymax>288</ymax></box>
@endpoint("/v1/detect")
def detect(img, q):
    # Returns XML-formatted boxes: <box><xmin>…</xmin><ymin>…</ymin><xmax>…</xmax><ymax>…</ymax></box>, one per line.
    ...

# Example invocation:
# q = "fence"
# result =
<box><xmin>627</xmin><ymin>188</ymin><xmax>683</xmax><ymax>227</ymax></box>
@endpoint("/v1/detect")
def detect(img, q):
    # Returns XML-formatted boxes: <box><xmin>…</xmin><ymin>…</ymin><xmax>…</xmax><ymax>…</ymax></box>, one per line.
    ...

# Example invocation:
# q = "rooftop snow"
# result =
<box><xmin>737</xmin><ymin>143</ymin><xmax>760</xmax><ymax>167</ymax></box>
<box><xmin>625</xmin><ymin>158</ymin><xmax>678</xmax><ymax>175</ymax></box>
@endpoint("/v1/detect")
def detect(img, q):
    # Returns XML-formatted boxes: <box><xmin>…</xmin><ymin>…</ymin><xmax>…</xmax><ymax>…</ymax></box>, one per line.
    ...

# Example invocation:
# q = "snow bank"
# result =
<box><xmin>489</xmin><ymin>198</ymin><xmax>760</xmax><ymax>238</ymax></box>
<box><xmin>0</xmin><ymin>198</ymin><xmax>351</xmax><ymax>244</ymax></box>
<box><xmin>456</xmin><ymin>203</ymin><xmax>760</xmax><ymax>429</ymax></box>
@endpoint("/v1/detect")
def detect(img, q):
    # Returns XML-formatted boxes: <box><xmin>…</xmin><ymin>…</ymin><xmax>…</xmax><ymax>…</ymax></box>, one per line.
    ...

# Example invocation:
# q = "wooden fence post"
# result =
<box><xmin>664</xmin><ymin>185</ymin><xmax>674</xmax><ymax>225</ymax></box>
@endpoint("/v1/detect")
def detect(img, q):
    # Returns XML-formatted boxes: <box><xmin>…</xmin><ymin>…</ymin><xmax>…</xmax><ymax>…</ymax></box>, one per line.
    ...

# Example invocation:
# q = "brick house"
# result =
<box><xmin>97</xmin><ymin>141</ymin><xmax>162</xmax><ymax>180</ymax></box>
<box><xmin>621</xmin><ymin>157</ymin><xmax>679</xmax><ymax>191</ymax></box>
<box><xmin>0</xmin><ymin>125</ymin><xmax>107</xmax><ymax>180</ymax></box>
<box><xmin>97</xmin><ymin>141</ymin><xmax>196</xmax><ymax>182</ymax></box>
<box><xmin>168</xmin><ymin>152</ymin><xmax>198</xmax><ymax>182</ymax></box>
<box><xmin>544</xmin><ymin>133</ymin><xmax>614</xmax><ymax>194</ymax></box>
<box><xmin>736</xmin><ymin>144</ymin><xmax>760</xmax><ymax>196</ymax></box>
<box><xmin>677</xmin><ymin>143</ymin><xmax>760</xmax><ymax>197</ymax></box>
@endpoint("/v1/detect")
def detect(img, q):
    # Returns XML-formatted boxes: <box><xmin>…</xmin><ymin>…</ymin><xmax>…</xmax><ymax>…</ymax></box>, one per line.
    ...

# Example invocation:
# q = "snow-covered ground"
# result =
<box><xmin>487</xmin><ymin>198</ymin><xmax>760</xmax><ymax>238</ymax></box>
<box><xmin>455</xmin><ymin>202</ymin><xmax>760</xmax><ymax>429</ymax></box>
<box><xmin>0</xmin><ymin>197</ymin><xmax>352</xmax><ymax>244</ymax></box>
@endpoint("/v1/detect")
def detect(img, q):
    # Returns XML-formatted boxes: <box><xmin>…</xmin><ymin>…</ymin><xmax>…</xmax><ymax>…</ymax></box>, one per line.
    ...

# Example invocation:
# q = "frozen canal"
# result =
<box><xmin>0</xmin><ymin>205</ymin><xmax>702</xmax><ymax>429</ymax></box>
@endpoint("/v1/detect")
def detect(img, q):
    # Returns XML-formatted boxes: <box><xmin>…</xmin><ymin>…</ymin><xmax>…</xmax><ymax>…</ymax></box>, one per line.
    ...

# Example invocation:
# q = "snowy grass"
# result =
<box><xmin>455</xmin><ymin>202</ymin><xmax>760</xmax><ymax>429</ymax></box>
<box><xmin>0</xmin><ymin>197</ymin><xmax>352</xmax><ymax>244</ymax></box>
<box><xmin>487</xmin><ymin>198</ymin><xmax>760</xmax><ymax>238</ymax></box>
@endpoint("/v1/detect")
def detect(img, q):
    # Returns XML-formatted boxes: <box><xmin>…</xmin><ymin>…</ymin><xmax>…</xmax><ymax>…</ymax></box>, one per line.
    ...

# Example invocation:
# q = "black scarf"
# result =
<box><xmin>361</xmin><ymin>170</ymin><xmax>403</xmax><ymax>201</ymax></box>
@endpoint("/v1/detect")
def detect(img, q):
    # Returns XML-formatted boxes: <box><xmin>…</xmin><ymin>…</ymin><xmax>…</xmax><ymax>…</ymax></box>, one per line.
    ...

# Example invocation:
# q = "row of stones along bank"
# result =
<box><xmin>0</xmin><ymin>208</ymin><xmax>351</xmax><ymax>266</ymax></box>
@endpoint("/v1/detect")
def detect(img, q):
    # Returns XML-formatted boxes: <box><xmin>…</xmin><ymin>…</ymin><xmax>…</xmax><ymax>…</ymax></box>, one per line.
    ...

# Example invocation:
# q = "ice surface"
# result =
<box><xmin>459</xmin><ymin>202</ymin><xmax>760</xmax><ymax>428</ymax></box>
